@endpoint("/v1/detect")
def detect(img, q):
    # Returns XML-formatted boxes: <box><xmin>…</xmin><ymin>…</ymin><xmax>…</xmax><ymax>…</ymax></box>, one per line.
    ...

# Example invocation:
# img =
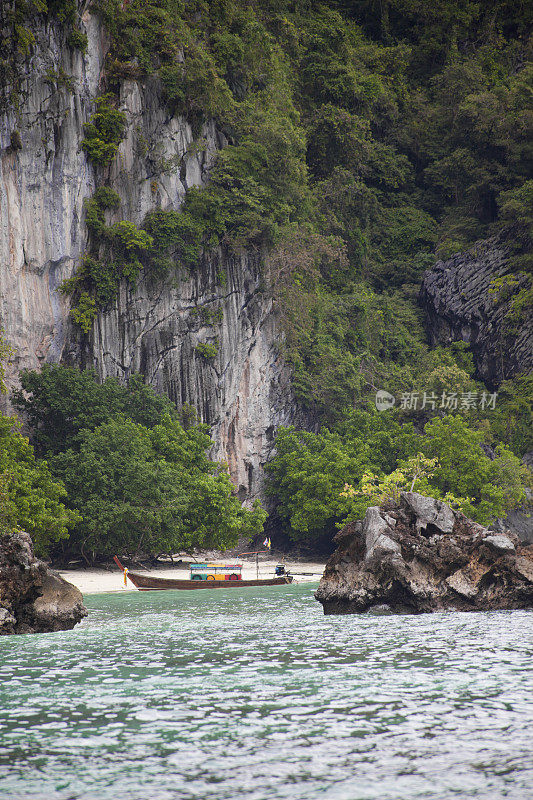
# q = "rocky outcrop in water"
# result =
<box><xmin>315</xmin><ymin>493</ymin><xmax>533</xmax><ymax>615</ymax></box>
<box><xmin>0</xmin><ymin>529</ymin><xmax>87</xmax><ymax>634</ymax></box>
<box><xmin>419</xmin><ymin>233</ymin><xmax>532</xmax><ymax>386</ymax></box>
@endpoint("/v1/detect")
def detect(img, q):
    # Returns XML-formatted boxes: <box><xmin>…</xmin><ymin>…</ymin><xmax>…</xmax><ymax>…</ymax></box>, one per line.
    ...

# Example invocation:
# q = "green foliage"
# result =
<box><xmin>342</xmin><ymin>414</ymin><xmax>531</xmax><ymax>526</ymax></box>
<box><xmin>10</xmin><ymin>130</ymin><xmax>22</xmax><ymax>150</ymax></box>
<box><xmin>0</xmin><ymin>414</ymin><xmax>79</xmax><ymax>556</ymax></box>
<box><xmin>13</xmin><ymin>365</ymin><xmax>178</xmax><ymax>457</ymax></box>
<box><xmin>491</xmin><ymin>180</ymin><xmax>533</xmax><ymax>324</ymax></box>
<box><xmin>14</xmin><ymin>23</ymin><xmax>35</xmax><ymax>55</ymax></box>
<box><xmin>51</xmin><ymin>415</ymin><xmax>265</xmax><ymax>560</ymax></box>
<box><xmin>81</xmin><ymin>94</ymin><xmax>126</xmax><ymax>166</ymax></box>
<box><xmin>486</xmin><ymin>375</ymin><xmax>533</xmax><ymax>457</ymax></box>
<box><xmin>46</xmin><ymin>0</ymin><xmax>77</xmax><ymax>24</ymax></box>
<box><xmin>143</xmin><ymin>208</ymin><xmax>204</xmax><ymax>271</ymax></box>
<box><xmin>271</xmin><ymin>240</ymin><xmax>430</xmax><ymax>417</ymax></box>
<box><xmin>267</xmin><ymin>412</ymin><xmax>530</xmax><ymax>539</ymax></box>
<box><xmin>420</xmin><ymin>415</ymin><xmax>529</xmax><ymax>524</ymax></box>
<box><xmin>107</xmin><ymin>221</ymin><xmax>153</xmax><ymax>283</ymax></box>
<box><xmin>266</xmin><ymin>413</ymin><xmax>419</xmax><ymax>539</ymax></box>
<box><xmin>93</xmin><ymin>186</ymin><xmax>121</xmax><ymax>211</ymax></box>
<box><xmin>195</xmin><ymin>341</ymin><xmax>218</xmax><ymax>359</ymax></box>
<box><xmin>62</xmin><ymin>189</ymin><xmax>154</xmax><ymax>330</ymax></box>
<box><xmin>0</xmin><ymin>328</ymin><xmax>13</xmax><ymax>395</ymax></box>
<box><xmin>11</xmin><ymin>367</ymin><xmax>264</xmax><ymax>561</ymax></box>
<box><xmin>66</xmin><ymin>27</ymin><xmax>88</xmax><ymax>52</ymax></box>
<box><xmin>341</xmin><ymin>453</ymin><xmax>444</xmax><ymax>507</ymax></box>
<box><xmin>70</xmin><ymin>292</ymin><xmax>97</xmax><ymax>334</ymax></box>
<box><xmin>44</xmin><ymin>66</ymin><xmax>74</xmax><ymax>91</ymax></box>
<box><xmin>159</xmin><ymin>54</ymin><xmax>233</xmax><ymax>121</ymax></box>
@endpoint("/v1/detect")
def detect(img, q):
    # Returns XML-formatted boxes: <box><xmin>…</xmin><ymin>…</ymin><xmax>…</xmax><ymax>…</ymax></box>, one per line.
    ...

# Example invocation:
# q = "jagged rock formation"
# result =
<box><xmin>420</xmin><ymin>233</ymin><xmax>533</xmax><ymax>386</ymax></box>
<box><xmin>315</xmin><ymin>492</ymin><xmax>533</xmax><ymax>615</ymax></box>
<box><xmin>0</xmin><ymin>529</ymin><xmax>87</xmax><ymax>634</ymax></box>
<box><xmin>0</xmin><ymin>8</ymin><xmax>302</xmax><ymax>500</ymax></box>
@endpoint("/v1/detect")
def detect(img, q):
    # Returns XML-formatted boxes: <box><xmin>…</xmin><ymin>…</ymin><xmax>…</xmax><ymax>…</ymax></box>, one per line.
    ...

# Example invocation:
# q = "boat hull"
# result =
<box><xmin>125</xmin><ymin>572</ymin><xmax>294</xmax><ymax>591</ymax></box>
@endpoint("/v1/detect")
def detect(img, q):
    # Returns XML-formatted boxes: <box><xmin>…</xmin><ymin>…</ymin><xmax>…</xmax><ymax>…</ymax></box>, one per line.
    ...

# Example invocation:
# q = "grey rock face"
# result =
<box><xmin>0</xmin><ymin>530</ymin><xmax>87</xmax><ymax>635</ymax></box>
<box><xmin>32</xmin><ymin>570</ymin><xmax>88</xmax><ymax>632</ymax></box>
<box><xmin>498</xmin><ymin>509</ymin><xmax>533</xmax><ymax>545</ymax></box>
<box><xmin>401</xmin><ymin>492</ymin><xmax>455</xmax><ymax>534</ymax></box>
<box><xmin>0</xmin><ymin>11</ymin><xmax>217</xmax><ymax>398</ymax></box>
<box><xmin>0</xmin><ymin>12</ymin><xmax>304</xmax><ymax>501</ymax></box>
<box><xmin>315</xmin><ymin>493</ymin><xmax>533</xmax><ymax>615</ymax></box>
<box><xmin>69</xmin><ymin>249</ymin><xmax>302</xmax><ymax>500</ymax></box>
<box><xmin>445</xmin><ymin>570</ymin><xmax>478</xmax><ymax>599</ymax></box>
<box><xmin>0</xmin><ymin>10</ymin><xmax>102</xmax><ymax>396</ymax></box>
<box><xmin>483</xmin><ymin>534</ymin><xmax>516</xmax><ymax>553</ymax></box>
<box><xmin>419</xmin><ymin>233</ymin><xmax>532</xmax><ymax>385</ymax></box>
<box><xmin>363</xmin><ymin>507</ymin><xmax>400</xmax><ymax>561</ymax></box>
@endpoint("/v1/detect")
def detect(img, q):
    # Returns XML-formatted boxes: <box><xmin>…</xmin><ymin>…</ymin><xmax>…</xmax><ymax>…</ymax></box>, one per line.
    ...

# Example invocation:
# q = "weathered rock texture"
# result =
<box><xmin>315</xmin><ymin>493</ymin><xmax>533</xmax><ymax>615</ymax></box>
<box><xmin>420</xmin><ymin>233</ymin><xmax>533</xmax><ymax>386</ymax></box>
<box><xmin>0</xmin><ymin>7</ymin><xmax>102</xmax><ymax>392</ymax></box>
<box><xmin>0</xmin><ymin>529</ymin><xmax>87</xmax><ymax>634</ymax></box>
<box><xmin>69</xmin><ymin>249</ymin><xmax>301</xmax><ymax>499</ymax></box>
<box><xmin>0</xmin><ymin>9</ymin><xmax>303</xmax><ymax>500</ymax></box>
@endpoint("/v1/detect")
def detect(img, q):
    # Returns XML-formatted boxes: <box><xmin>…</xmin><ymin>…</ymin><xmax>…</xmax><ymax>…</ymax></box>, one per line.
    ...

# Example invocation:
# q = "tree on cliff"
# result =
<box><xmin>51</xmin><ymin>415</ymin><xmax>266</xmax><ymax>562</ymax></box>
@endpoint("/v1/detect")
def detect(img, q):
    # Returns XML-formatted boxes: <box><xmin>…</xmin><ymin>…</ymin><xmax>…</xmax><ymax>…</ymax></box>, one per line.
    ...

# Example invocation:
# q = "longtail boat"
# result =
<box><xmin>113</xmin><ymin>556</ymin><xmax>293</xmax><ymax>590</ymax></box>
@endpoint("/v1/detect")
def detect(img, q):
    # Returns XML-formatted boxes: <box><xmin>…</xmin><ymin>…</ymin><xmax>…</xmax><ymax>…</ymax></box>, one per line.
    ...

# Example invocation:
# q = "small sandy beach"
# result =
<box><xmin>60</xmin><ymin>558</ymin><xmax>326</xmax><ymax>595</ymax></box>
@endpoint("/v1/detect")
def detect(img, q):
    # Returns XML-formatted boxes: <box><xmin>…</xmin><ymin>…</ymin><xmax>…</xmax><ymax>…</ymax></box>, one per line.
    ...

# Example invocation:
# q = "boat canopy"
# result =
<box><xmin>189</xmin><ymin>563</ymin><xmax>243</xmax><ymax>581</ymax></box>
<box><xmin>190</xmin><ymin>563</ymin><xmax>242</xmax><ymax>572</ymax></box>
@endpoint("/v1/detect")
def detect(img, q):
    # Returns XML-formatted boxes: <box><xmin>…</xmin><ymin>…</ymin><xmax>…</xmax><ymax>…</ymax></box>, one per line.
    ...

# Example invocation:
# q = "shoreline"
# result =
<box><xmin>59</xmin><ymin>558</ymin><xmax>326</xmax><ymax>595</ymax></box>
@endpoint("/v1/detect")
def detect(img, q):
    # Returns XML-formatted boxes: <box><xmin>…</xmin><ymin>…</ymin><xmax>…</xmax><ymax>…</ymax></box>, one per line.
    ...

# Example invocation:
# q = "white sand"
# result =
<box><xmin>59</xmin><ymin>559</ymin><xmax>325</xmax><ymax>595</ymax></box>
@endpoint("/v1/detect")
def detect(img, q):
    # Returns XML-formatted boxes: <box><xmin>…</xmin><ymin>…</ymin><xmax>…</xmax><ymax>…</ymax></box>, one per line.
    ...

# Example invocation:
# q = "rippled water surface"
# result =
<box><xmin>0</xmin><ymin>585</ymin><xmax>532</xmax><ymax>800</ymax></box>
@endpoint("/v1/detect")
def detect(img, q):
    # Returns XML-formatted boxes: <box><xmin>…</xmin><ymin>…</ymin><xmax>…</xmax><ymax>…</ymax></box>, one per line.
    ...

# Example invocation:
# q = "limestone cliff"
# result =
<box><xmin>0</xmin><ymin>6</ymin><xmax>102</xmax><ymax>388</ymax></box>
<box><xmin>420</xmin><ymin>232</ymin><xmax>532</xmax><ymax>386</ymax></box>
<box><xmin>68</xmin><ymin>247</ymin><xmax>298</xmax><ymax>500</ymax></box>
<box><xmin>0</xmin><ymin>6</ymin><xmax>301</xmax><ymax>500</ymax></box>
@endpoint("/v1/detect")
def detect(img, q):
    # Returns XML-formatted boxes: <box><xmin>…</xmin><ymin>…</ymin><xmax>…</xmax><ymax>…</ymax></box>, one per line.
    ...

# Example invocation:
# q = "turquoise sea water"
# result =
<box><xmin>0</xmin><ymin>584</ymin><xmax>532</xmax><ymax>800</ymax></box>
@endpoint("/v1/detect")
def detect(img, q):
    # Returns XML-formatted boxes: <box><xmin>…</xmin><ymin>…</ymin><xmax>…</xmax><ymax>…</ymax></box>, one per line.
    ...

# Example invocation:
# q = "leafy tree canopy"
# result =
<box><xmin>52</xmin><ymin>415</ymin><xmax>266</xmax><ymax>561</ymax></box>
<box><xmin>0</xmin><ymin>414</ymin><xmax>80</xmax><ymax>555</ymax></box>
<box><xmin>13</xmin><ymin>365</ymin><xmax>178</xmax><ymax>457</ymax></box>
<box><xmin>267</xmin><ymin>413</ymin><xmax>530</xmax><ymax>539</ymax></box>
<box><xmin>266</xmin><ymin>412</ymin><xmax>419</xmax><ymax>539</ymax></box>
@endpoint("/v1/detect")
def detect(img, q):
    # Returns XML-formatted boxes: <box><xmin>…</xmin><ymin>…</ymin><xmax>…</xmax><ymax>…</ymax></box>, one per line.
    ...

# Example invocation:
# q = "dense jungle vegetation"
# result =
<box><xmin>79</xmin><ymin>0</ymin><xmax>532</xmax><ymax>418</ymax></box>
<box><xmin>1</xmin><ymin>0</ymin><xmax>531</xmax><ymax>556</ymax></box>
<box><xmin>1</xmin><ymin>361</ymin><xmax>266</xmax><ymax>561</ymax></box>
